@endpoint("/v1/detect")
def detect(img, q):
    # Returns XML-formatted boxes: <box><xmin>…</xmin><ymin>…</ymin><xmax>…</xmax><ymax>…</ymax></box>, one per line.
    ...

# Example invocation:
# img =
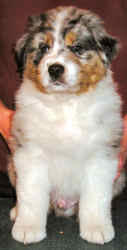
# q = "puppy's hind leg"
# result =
<box><xmin>12</xmin><ymin>144</ymin><xmax>50</xmax><ymax>244</ymax></box>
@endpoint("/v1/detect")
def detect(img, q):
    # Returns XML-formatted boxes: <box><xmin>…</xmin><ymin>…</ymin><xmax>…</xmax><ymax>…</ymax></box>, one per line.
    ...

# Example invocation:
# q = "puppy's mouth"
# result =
<box><xmin>46</xmin><ymin>80</ymin><xmax>79</xmax><ymax>93</ymax></box>
<box><xmin>49</xmin><ymin>80</ymin><xmax>68</xmax><ymax>92</ymax></box>
<box><xmin>53</xmin><ymin>81</ymin><xmax>66</xmax><ymax>86</ymax></box>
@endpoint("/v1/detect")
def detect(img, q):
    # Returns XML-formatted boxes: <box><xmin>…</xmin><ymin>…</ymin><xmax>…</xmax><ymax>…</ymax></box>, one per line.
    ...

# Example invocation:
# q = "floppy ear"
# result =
<box><xmin>27</xmin><ymin>13</ymin><xmax>47</xmax><ymax>32</ymax></box>
<box><xmin>99</xmin><ymin>35</ymin><xmax>119</xmax><ymax>62</ymax></box>
<box><xmin>13</xmin><ymin>14</ymin><xmax>47</xmax><ymax>77</ymax></box>
<box><xmin>13</xmin><ymin>33</ymin><xmax>29</xmax><ymax>78</ymax></box>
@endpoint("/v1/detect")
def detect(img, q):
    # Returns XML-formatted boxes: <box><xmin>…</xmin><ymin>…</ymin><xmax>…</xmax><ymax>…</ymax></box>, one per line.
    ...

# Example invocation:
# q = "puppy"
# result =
<box><xmin>8</xmin><ymin>6</ymin><xmax>125</xmax><ymax>245</ymax></box>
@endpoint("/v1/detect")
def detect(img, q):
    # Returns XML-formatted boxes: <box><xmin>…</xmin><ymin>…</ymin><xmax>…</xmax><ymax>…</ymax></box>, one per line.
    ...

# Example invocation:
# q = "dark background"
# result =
<box><xmin>0</xmin><ymin>0</ymin><xmax>127</xmax><ymax>175</ymax></box>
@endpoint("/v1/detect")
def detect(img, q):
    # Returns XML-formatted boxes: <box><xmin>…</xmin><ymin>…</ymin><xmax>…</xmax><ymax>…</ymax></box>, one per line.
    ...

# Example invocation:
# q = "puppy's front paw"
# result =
<box><xmin>80</xmin><ymin>222</ymin><xmax>115</xmax><ymax>244</ymax></box>
<box><xmin>12</xmin><ymin>220</ymin><xmax>46</xmax><ymax>244</ymax></box>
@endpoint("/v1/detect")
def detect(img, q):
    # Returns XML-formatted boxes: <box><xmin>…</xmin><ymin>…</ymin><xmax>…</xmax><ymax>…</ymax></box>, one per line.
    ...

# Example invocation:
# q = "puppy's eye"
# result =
<box><xmin>39</xmin><ymin>43</ymin><xmax>50</xmax><ymax>54</ymax></box>
<box><xmin>86</xmin><ymin>53</ymin><xmax>93</xmax><ymax>60</ymax></box>
<box><xmin>33</xmin><ymin>43</ymin><xmax>50</xmax><ymax>65</ymax></box>
<box><xmin>69</xmin><ymin>43</ymin><xmax>84</xmax><ymax>55</ymax></box>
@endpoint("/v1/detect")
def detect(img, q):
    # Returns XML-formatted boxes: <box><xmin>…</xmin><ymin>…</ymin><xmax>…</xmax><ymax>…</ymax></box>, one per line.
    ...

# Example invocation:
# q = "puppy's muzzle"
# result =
<box><xmin>48</xmin><ymin>63</ymin><xmax>64</xmax><ymax>81</ymax></box>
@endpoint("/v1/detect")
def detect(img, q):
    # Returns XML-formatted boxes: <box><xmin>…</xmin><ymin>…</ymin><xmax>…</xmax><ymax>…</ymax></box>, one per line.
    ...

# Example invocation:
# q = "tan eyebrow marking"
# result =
<box><xmin>44</xmin><ymin>32</ymin><xmax>53</xmax><ymax>46</ymax></box>
<box><xmin>65</xmin><ymin>31</ymin><xmax>77</xmax><ymax>46</ymax></box>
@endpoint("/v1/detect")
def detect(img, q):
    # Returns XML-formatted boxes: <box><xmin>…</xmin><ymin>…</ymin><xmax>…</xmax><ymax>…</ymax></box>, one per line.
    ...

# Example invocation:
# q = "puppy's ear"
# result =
<box><xmin>13</xmin><ymin>13</ymin><xmax>47</xmax><ymax>77</ymax></box>
<box><xmin>99</xmin><ymin>35</ymin><xmax>119</xmax><ymax>63</ymax></box>
<box><xmin>13</xmin><ymin>33</ymin><xmax>29</xmax><ymax>78</ymax></box>
<box><xmin>27</xmin><ymin>13</ymin><xmax>47</xmax><ymax>32</ymax></box>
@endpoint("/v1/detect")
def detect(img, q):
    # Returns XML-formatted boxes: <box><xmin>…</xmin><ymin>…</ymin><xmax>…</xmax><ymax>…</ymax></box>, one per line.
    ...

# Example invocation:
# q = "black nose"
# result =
<box><xmin>48</xmin><ymin>64</ymin><xmax>64</xmax><ymax>80</ymax></box>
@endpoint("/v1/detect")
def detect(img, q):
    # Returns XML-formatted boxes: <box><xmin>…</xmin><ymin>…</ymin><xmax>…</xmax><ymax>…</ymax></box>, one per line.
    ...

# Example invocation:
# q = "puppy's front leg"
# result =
<box><xmin>12</xmin><ymin>144</ymin><xmax>50</xmax><ymax>244</ymax></box>
<box><xmin>79</xmin><ymin>152</ymin><xmax>117</xmax><ymax>244</ymax></box>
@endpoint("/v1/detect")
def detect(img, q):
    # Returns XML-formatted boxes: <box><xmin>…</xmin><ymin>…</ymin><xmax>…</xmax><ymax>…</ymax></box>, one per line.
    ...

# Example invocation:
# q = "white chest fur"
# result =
<box><xmin>13</xmin><ymin>76</ymin><xmax>122</xmax><ymax>214</ymax></box>
<box><xmin>43</xmin><ymin>100</ymin><xmax>84</xmax><ymax>139</ymax></box>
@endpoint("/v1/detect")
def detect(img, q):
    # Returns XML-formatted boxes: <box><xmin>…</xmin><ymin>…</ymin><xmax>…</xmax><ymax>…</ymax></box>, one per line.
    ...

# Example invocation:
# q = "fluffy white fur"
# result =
<box><xmin>10</xmin><ymin>6</ymin><xmax>125</xmax><ymax>245</ymax></box>
<box><xmin>11</xmin><ymin>71</ymin><xmax>123</xmax><ymax>244</ymax></box>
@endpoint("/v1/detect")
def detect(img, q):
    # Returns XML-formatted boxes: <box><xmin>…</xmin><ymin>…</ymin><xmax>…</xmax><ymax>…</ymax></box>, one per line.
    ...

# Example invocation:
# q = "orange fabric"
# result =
<box><xmin>0</xmin><ymin>101</ymin><xmax>14</xmax><ymax>141</ymax></box>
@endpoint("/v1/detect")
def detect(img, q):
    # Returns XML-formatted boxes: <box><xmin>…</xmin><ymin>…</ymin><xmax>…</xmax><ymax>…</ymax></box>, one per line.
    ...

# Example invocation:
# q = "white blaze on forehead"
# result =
<box><xmin>53</xmin><ymin>10</ymin><xmax>68</xmax><ymax>53</ymax></box>
<box><xmin>39</xmin><ymin>9</ymin><xmax>80</xmax><ymax>91</ymax></box>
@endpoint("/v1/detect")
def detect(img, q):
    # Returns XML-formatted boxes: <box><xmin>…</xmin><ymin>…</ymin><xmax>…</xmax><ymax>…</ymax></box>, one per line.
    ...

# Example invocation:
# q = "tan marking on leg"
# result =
<box><xmin>10</xmin><ymin>205</ymin><xmax>17</xmax><ymax>221</ymax></box>
<box><xmin>8</xmin><ymin>156</ymin><xmax>16</xmax><ymax>187</ymax></box>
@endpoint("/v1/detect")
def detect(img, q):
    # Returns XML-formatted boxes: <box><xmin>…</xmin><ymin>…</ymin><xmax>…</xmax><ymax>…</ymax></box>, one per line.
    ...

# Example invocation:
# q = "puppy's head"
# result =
<box><xmin>14</xmin><ymin>6</ymin><xmax>119</xmax><ymax>94</ymax></box>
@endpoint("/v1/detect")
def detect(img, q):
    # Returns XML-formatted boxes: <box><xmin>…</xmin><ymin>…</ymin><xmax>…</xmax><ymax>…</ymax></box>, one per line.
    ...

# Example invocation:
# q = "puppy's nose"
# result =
<box><xmin>48</xmin><ymin>63</ymin><xmax>64</xmax><ymax>80</ymax></box>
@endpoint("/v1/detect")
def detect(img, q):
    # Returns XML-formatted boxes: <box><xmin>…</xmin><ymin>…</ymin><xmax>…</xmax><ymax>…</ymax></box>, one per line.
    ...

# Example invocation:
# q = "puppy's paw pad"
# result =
<box><xmin>12</xmin><ymin>222</ymin><xmax>46</xmax><ymax>244</ymax></box>
<box><xmin>80</xmin><ymin>224</ymin><xmax>115</xmax><ymax>244</ymax></box>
